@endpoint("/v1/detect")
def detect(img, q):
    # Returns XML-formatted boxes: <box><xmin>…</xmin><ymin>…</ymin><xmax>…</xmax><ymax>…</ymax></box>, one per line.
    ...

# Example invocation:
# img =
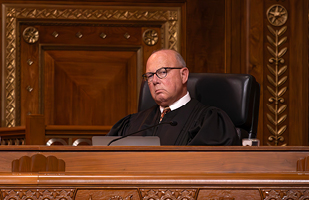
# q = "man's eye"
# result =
<box><xmin>157</xmin><ymin>70</ymin><xmax>167</xmax><ymax>76</ymax></box>
<box><xmin>147</xmin><ymin>74</ymin><xmax>154</xmax><ymax>78</ymax></box>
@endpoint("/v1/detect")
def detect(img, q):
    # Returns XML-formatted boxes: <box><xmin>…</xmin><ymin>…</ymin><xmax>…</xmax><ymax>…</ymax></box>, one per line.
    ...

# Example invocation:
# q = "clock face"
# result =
<box><xmin>23</xmin><ymin>27</ymin><xmax>39</xmax><ymax>44</ymax></box>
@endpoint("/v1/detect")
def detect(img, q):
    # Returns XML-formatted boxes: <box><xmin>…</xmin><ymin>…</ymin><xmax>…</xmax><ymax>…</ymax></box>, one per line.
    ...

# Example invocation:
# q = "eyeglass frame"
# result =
<box><xmin>142</xmin><ymin>67</ymin><xmax>183</xmax><ymax>83</ymax></box>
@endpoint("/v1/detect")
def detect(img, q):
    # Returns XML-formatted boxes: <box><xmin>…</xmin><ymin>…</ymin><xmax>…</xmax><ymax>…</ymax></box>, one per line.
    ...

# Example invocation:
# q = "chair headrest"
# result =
<box><xmin>138</xmin><ymin>73</ymin><xmax>260</xmax><ymax>135</ymax></box>
<box><xmin>187</xmin><ymin>73</ymin><xmax>258</xmax><ymax>128</ymax></box>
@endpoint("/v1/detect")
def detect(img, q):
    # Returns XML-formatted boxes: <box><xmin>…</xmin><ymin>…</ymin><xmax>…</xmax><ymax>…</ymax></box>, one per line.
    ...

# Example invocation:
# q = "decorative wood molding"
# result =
<box><xmin>11</xmin><ymin>153</ymin><xmax>65</xmax><ymax>172</ymax></box>
<box><xmin>22</xmin><ymin>26</ymin><xmax>39</xmax><ymax>44</ymax></box>
<box><xmin>266</xmin><ymin>4</ymin><xmax>288</xmax><ymax>26</ymax></box>
<box><xmin>261</xmin><ymin>189</ymin><xmax>309</xmax><ymax>199</ymax></box>
<box><xmin>1</xmin><ymin>137</ymin><xmax>24</xmax><ymax>145</ymax></box>
<box><xmin>2</xmin><ymin>4</ymin><xmax>181</xmax><ymax>127</ymax></box>
<box><xmin>1</xmin><ymin>189</ymin><xmax>75</xmax><ymax>200</ymax></box>
<box><xmin>140</xmin><ymin>189</ymin><xmax>197</xmax><ymax>200</ymax></box>
<box><xmin>109</xmin><ymin>195</ymin><xmax>133</xmax><ymax>200</ymax></box>
<box><xmin>75</xmin><ymin>189</ymin><xmax>139</xmax><ymax>200</ymax></box>
<box><xmin>297</xmin><ymin>156</ymin><xmax>309</xmax><ymax>172</ymax></box>
<box><xmin>265</xmin><ymin>4</ymin><xmax>288</xmax><ymax>146</ymax></box>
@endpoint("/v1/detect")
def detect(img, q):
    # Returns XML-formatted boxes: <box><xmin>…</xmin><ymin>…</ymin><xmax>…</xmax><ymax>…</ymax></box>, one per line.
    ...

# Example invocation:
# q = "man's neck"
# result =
<box><xmin>160</xmin><ymin>91</ymin><xmax>191</xmax><ymax>112</ymax></box>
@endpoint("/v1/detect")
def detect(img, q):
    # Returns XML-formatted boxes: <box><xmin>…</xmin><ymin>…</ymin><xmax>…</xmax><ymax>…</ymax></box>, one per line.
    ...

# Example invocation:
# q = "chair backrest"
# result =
<box><xmin>138</xmin><ymin>73</ymin><xmax>260</xmax><ymax>139</ymax></box>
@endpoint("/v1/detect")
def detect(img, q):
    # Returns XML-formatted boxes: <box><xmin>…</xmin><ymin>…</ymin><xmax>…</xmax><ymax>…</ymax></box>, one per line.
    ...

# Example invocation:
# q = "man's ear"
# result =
<box><xmin>180</xmin><ymin>67</ymin><xmax>189</xmax><ymax>84</ymax></box>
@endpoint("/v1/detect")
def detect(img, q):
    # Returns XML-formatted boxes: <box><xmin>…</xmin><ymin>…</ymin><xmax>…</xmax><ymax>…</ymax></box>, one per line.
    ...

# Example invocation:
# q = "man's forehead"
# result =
<box><xmin>152</xmin><ymin>50</ymin><xmax>175</xmax><ymax>59</ymax></box>
<box><xmin>147</xmin><ymin>52</ymin><xmax>176</xmax><ymax>70</ymax></box>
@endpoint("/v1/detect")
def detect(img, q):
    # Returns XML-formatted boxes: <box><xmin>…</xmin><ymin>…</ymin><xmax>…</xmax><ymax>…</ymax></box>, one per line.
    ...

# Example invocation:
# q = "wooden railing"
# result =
<box><xmin>0</xmin><ymin>126</ymin><xmax>26</xmax><ymax>145</ymax></box>
<box><xmin>0</xmin><ymin>115</ymin><xmax>110</xmax><ymax>145</ymax></box>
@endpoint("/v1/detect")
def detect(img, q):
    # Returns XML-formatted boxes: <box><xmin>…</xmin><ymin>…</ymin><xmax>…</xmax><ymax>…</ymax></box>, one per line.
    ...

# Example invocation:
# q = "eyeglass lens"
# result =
<box><xmin>144</xmin><ymin>68</ymin><xmax>167</xmax><ymax>82</ymax></box>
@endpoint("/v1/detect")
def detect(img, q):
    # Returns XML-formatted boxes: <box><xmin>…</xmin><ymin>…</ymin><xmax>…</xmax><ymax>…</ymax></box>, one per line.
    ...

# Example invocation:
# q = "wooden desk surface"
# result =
<box><xmin>0</xmin><ymin>145</ymin><xmax>308</xmax><ymax>172</ymax></box>
<box><xmin>0</xmin><ymin>146</ymin><xmax>308</xmax><ymax>200</ymax></box>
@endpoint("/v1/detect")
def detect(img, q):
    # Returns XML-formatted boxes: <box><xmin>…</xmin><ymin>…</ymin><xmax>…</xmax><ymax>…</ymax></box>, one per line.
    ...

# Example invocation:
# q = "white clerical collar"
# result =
<box><xmin>160</xmin><ymin>91</ymin><xmax>191</xmax><ymax>112</ymax></box>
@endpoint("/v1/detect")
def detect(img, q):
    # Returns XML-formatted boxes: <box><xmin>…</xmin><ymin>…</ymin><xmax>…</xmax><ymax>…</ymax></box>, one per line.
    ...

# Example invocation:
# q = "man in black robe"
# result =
<box><xmin>108</xmin><ymin>49</ymin><xmax>240</xmax><ymax>145</ymax></box>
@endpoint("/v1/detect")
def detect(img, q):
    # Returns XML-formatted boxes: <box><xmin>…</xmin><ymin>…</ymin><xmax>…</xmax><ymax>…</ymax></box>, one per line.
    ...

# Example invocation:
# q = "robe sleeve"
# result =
<box><xmin>106</xmin><ymin>114</ymin><xmax>132</xmax><ymax>136</ymax></box>
<box><xmin>187</xmin><ymin>107</ymin><xmax>240</xmax><ymax>146</ymax></box>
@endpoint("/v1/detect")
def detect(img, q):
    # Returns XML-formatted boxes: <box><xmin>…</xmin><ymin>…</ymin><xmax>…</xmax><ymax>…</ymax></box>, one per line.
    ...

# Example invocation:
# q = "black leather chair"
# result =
<box><xmin>138</xmin><ymin>73</ymin><xmax>260</xmax><ymax>140</ymax></box>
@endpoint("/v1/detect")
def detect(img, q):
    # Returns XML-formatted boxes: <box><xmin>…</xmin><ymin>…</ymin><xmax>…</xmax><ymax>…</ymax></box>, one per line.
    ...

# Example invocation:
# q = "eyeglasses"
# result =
<box><xmin>142</xmin><ymin>67</ymin><xmax>182</xmax><ymax>83</ymax></box>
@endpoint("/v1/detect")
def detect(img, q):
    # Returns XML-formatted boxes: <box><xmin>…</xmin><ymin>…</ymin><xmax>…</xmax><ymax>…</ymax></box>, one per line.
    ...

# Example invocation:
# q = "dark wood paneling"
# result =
<box><xmin>19</xmin><ymin>22</ymin><xmax>164</xmax><ymax>126</ymax></box>
<box><xmin>44</xmin><ymin>50</ymin><xmax>137</xmax><ymax>125</ymax></box>
<box><xmin>249</xmin><ymin>0</ymin><xmax>264</xmax><ymax>143</ymax></box>
<box><xmin>186</xmin><ymin>0</ymin><xmax>226</xmax><ymax>73</ymax></box>
<box><xmin>288</xmin><ymin>0</ymin><xmax>308</xmax><ymax>145</ymax></box>
<box><xmin>1</xmin><ymin>0</ymin><xmax>309</xmax><ymax>146</ymax></box>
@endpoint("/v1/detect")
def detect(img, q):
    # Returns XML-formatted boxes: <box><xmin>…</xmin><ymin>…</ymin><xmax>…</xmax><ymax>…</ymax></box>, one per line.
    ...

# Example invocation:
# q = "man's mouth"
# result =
<box><xmin>155</xmin><ymin>89</ymin><xmax>163</xmax><ymax>94</ymax></box>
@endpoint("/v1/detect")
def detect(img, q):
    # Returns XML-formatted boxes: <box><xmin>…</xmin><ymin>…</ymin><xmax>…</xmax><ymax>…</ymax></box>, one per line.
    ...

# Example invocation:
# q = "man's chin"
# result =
<box><xmin>155</xmin><ymin>99</ymin><xmax>169</xmax><ymax>107</ymax></box>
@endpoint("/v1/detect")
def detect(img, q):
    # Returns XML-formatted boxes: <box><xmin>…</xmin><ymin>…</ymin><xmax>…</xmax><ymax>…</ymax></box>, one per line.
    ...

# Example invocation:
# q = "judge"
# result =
<box><xmin>107</xmin><ymin>49</ymin><xmax>240</xmax><ymax>145</ymax></box>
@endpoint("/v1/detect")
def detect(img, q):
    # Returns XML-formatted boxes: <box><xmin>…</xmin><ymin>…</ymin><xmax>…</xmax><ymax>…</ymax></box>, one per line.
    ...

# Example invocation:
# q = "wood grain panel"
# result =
<box><xmin>17</xmin><ymin>19</ymin><xmax>167</xmax><ymax>129</ymax></box>
<box><xmin>2</xmin><ymin>150</ymin><xmax>304</xmax><ymax>173</ymax></box>
<box><xmin>248</xmin><ymin>0</ymin><xmax>264</xmax><ymax>144</ymax></box>
<box><xmin>186</xmin><ymin>0</ymin><xmax>226</xmax><ymax>73</ymax></box>
<box><xmin>43</xmin><ymin>50</ymin><xmax>137</xmax><ymax>125</ymax></box>
<box><xmin>288</xmin><ymin>0</ymin><xmax>309</xmax><ymax>146</ymax></box>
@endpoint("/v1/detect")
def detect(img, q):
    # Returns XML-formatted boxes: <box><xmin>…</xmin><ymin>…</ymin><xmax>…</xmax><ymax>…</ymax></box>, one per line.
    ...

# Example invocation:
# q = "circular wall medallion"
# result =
<box><xmin>266</xmin><ymin>4</ymin><xmax>288</xmax><ymax>26</ymax></box>
<box><xmin>143</xmin><ymin>29</ymin><xmax>158</xmax><ymax>46</ymax></box>
<box><xmin>22</xmin><ymin>26</ymin><xmax>39</xmax><ymax>44</ymax></box>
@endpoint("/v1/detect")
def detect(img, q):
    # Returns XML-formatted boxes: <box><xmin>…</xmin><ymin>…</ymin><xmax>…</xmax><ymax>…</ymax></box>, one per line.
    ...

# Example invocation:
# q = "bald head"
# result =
<box><xmin>145</xmin><ymin>49</ymin><xmax>189</xmax><ymax>107</ymax></box>
<box><xmin>147</xmin><ymin>49</ymin><xmax>186</xmax><ymax>68</ymax></box>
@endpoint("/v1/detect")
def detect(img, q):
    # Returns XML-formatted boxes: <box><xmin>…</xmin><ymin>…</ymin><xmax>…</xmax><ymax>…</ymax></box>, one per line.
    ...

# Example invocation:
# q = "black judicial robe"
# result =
<box><xmin>107</xmin><ymin>99</ymin><xmax>240</xmax><ymax>145</ymax></box>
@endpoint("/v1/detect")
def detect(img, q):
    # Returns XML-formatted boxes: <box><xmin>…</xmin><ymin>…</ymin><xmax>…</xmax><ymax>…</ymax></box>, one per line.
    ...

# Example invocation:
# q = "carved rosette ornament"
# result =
<box><xmin>22</xmin><ymin>26</ymin><xmax>39</xmax><ymax>43</ymax></box>
<box><xmin>267</xmin><ymin>4</ymin><xmax>288</xmax><ymax>26</ymax></box>
<box><xmin>3</xmin><ymin>5</ymin><xmax>181</xmax><ymax>127</ymax></box>
<box><xmin>1</xmin><ymin>189</ymin><xmax>75</xmax><ymax>200</ymax></box>
<box><xmin>143</xmin><ymin>29</ymin><xmax>158</xmax><ymax>46</ymax></box>
<box><xmin>265</xmin><ymin>4</ymin><xmax>288</xmax><ymax>146</ymax></box>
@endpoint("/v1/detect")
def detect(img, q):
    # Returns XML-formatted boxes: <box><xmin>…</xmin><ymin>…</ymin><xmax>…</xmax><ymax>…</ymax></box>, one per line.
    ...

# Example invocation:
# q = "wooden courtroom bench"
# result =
<box><xmin>0</xmin><ymin>145</ymin><xmax>308</xmax><ymax>200</ymax></box>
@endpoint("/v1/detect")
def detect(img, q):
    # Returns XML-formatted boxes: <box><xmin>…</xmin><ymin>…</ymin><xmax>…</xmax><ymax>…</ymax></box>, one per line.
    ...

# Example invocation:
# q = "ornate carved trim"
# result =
<box><xmin>0</xmin><ymin>137</ymin><xmax>24</xmax><ymax>145</ymax></box>
<box><xmin>261</xmin><ymin>189</ymin><xmax>309</xmax><ymax>199</ymax></box>
<box><xmin>296</xmin><ymin>156</ymin><xmax>309</xmax><ymax>171</ymax></box>
<box><xmin>140</xmin><ymin>189</ymin><xmax>197</xmax><ymax>200</ymax></box>
<box><xmin>109</xmin><ymin>195</ymin><xmax>133</xmax><ymax>200</ymax></box>
<box><xmin>265</xmin><ymin>4</ymin><xmax>288</xmax><ymax>146</ymax></box>
<box><xmin>1</xmin><ymin>189</ymin><xmax>75</xmax><ymax>200</ymax></box>
<box><xmin>11</xmin><ymin>154</ymin><xmax>65</xmax><ymax>172</ymax></box>
<box><xmin>2</xmin><ymin>4</ymin><xmax>181</xmax><ymax>127</ymax></box>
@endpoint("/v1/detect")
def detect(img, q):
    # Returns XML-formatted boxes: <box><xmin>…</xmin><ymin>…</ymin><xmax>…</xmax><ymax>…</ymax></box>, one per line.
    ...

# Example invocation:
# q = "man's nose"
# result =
<box><xmin>152</xmin><ymin>73</ymin><xmax>160</xmax><ymax>84</ymax></box>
